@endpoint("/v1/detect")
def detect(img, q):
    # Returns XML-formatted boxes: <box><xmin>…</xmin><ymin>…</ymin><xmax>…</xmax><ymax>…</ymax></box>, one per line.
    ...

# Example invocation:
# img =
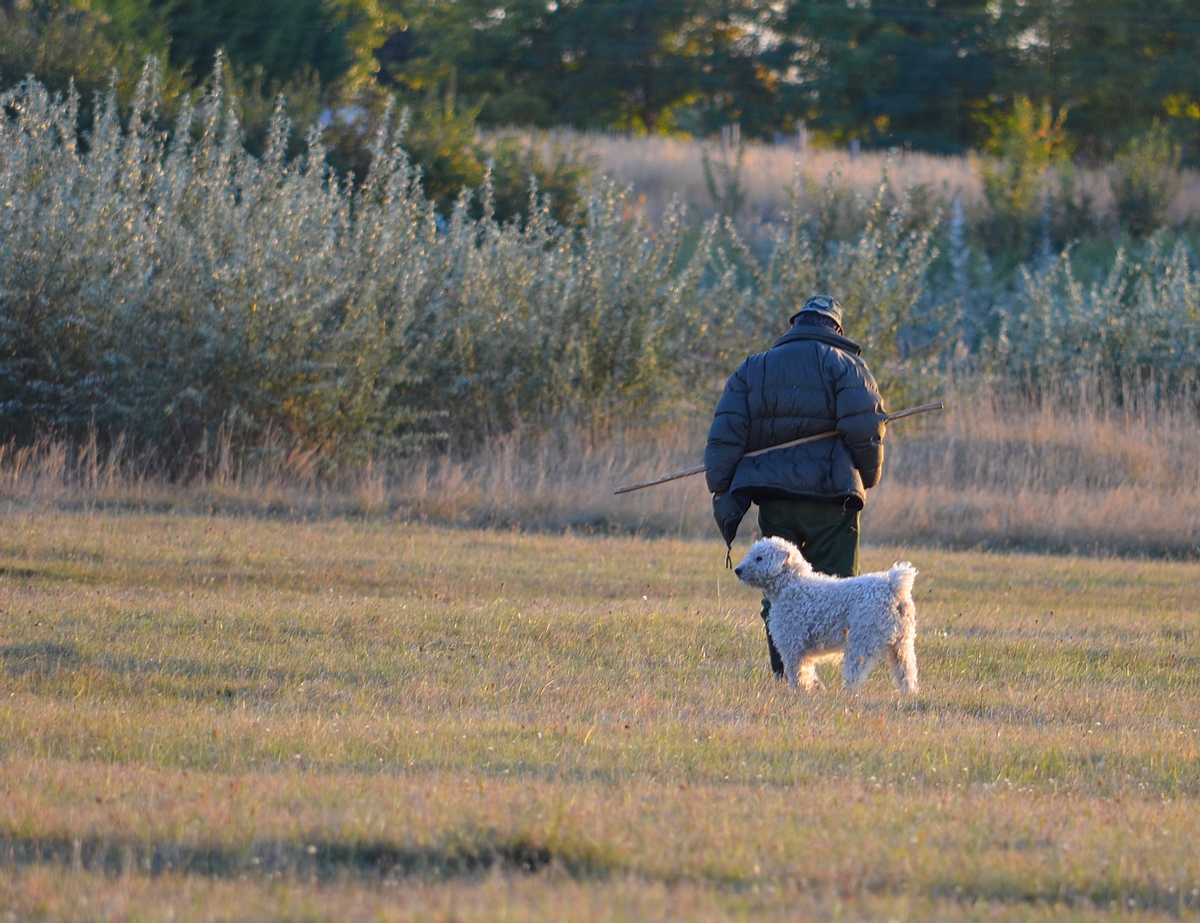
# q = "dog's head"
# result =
<box><xmin>734</xmin><ymin>536</ymin><xmax>812</xmax><ymax>589</ymax></box>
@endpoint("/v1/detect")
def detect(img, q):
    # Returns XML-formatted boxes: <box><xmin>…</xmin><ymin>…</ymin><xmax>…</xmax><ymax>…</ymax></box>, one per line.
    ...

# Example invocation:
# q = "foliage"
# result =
<box><xmin>751</xmin><ymin>174</ymin><xmax>947</xmax><ymax>397</ymax></box>
<box><xmin>389</xmin><ymin>92</ymin><xmax>486</xmax><ymax>211</ymax></box>
<box><xmin>979</xmin><ymin>96</ymin><xmax>1072</xmax><ymax>265</ymax></box>
<box><xmin>0</xmin><ymin>65</ymin><xmax>950</xmax><ymax>461</ymax></box>
<box><xmin>151</xmin><ymin>0</ymin><xmax>399</xmax><ymax>90</ymax></box>
<box><xmin>1111</xmin><ymin>122</ymin><xmax>1182</xmax><ymax>238</ymax></box>
<box><xmin>9</xmin><ymin>0</ymin><xmax>1200</xmax><ymax>164</ymax></box>
<box><xmin>381</xmin><ymin>0</ymin><xmax>1200</xmax><ymax>155</ymax></box>
<box><xmin>403</xmin><ymin>185</ymin><xmax>740</xmax><ymax>437</ymax></box>
<box><xmin>0</xmin><ymin>63</ymin><xmax>435</xmax><ymax>460</ymax></box>
<box><xmin>376</xmin><ymin>0</ymin><xmax>554</xmax><ymax>121</ymax></box>
<box><xmin>8</xmin><ymin>62</ymin><xmax>1200</xmax><ymax>463</ymax></box>
<box><xmin>0</xmin><ymin>64</ymin><xmax>744</xmax><ymax>459</ymax></box>
<box><xmin>701</xmin><ymin>127</ymin><xmax>746</xmax><ymax>219</ymax></box>
<box><xmin>381</xmin><ymin>0</ymin><xmax>776</xmax><ymax>136</ymax></box>
<box><xmin>1000</xmin><ymin>0</ymin><xmax>1200</xmax><ymax>159</ymax></box>
<box><xmin>548</xmin><ymin>0</ymin><xmax>773</xmax><ymax>135</ymax></box>
<box><xmin>996</xmin><ymin>237</ymin><xmax>1200</xmax><ymax>391</ymax></box>
<box><xmin>224</xmin><ymin>62</ymin><xmax>327</xmax><ymax>160</ymax></box>
<box><xmin>313</xmin><ymin>91</ymin><xmax>593</xmax><ymax>225</ymax></box>
<box><xmin>0</xmin><ymin>0</ymin><xmax>171</xmax><ymax>103</ymax></box>
<box><xmin>766</xmin><ymin>0</ymin><xmax>999</xmax><ymax>152</ymax></box>
<box><xmin>483</xmin><ymin>133</ymin><xmax>593</xmax><ymax>228</ymax></box>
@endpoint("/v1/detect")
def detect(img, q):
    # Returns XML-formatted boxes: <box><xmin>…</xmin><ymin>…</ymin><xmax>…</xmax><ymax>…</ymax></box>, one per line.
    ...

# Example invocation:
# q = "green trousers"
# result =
<box><xmin>757</xmin><ymin>498</ymin><xmax>860</xmax><ymax>677</ymax></box>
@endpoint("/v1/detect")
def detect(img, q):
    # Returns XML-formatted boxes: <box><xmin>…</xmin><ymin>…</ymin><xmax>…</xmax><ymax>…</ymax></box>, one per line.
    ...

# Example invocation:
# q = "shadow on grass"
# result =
<box><xmin>929</xmin><ymin>877</ymin><xmax>1198</xmax><ymax>915</ymax></box>
<box><xmin>0</xmin><ymin>832</ymin><xmax>625</xmax><ymax>882</ymax></box>
<box><xmin>2</xmin><ymin>833</ymin><xmax>1197</xmax><ymax>913</ymax></box>
<box><xmin>0</xmin><ymin>641</ymin><xmax>82</xmax><ymax>676</ymax></box>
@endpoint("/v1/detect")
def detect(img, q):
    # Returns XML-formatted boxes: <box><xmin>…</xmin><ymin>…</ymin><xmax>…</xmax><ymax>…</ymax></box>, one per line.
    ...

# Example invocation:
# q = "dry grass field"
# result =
<box><xmin>553</xmin><ymin>130</ymin><xmax>1200</xmax><ymax>225</ymax></box>
<box><xmin>1</xmin><ymin>511</ymin><xmax>1198</xmax><ymax>921</ymax></box>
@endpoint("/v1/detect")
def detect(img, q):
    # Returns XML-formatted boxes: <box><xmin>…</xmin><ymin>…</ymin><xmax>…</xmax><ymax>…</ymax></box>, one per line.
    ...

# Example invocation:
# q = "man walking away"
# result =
<box><xmin>704</xmin><ymin>295</ymin><xmax>888</xmax><ymax>680</ymax></box>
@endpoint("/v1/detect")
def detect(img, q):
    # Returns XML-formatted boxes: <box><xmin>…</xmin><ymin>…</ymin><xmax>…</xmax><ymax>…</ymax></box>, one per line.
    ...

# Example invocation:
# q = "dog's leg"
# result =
<box><xmin>797</xmin><ymin>657</ymin><xmax>825</xmax><ymax>692</ymax></box>
<box><xmin>888</xmin><ymin>601</ymin><xmax>920</xmax><ymax>694</ymax></box>
<box><xmin>889</xmin><ymin>634</ymin><xmax>919</xmax><ymax>694</ymax></box>
<box><xmin>885</xmin><ymin>644</ymin><xmax>918</xmax><ymax>693</ymax></box>
<box><xmin>840</xmin><ymin>632</ymin><xmax>878</xmax><ymax>693</ymax></box>
<box><xmin>886</xmin><ymin>646</ymin><xmax>905</xmax><ymax>689</ymax></box>
<box><xmin>841</xmin><ymin>655</ymin><xmax>877</xmax><ymax>693</ymax></box>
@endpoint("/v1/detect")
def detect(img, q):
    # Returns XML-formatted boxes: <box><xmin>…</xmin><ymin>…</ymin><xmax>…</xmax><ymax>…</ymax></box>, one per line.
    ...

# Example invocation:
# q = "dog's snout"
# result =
<box><xmin>733</xmin><ymin>565</ymin><xmax>744</xmax><ymax>578</ymax></box>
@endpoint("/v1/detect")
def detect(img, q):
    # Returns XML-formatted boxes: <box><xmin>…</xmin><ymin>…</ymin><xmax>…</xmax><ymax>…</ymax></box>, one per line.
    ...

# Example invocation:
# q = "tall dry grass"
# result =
<box><xmin>547</xmin><ymin>129</ymin><xmax>1200</xmax><ymax>226</ymax></box>
<box><xmin>871</xmin><ymin>379</ymin><xmax>1200</xmax><ymax>555</ymax></box>
<box><xmin>4</xmin><ymin>379</ymin><xmax>1199</xmax><ymax>557</ymax></box>
<box><xmin>572</xmin><ymin>131</ymin><xmax>981</xmax><ymax>221</ymax></box>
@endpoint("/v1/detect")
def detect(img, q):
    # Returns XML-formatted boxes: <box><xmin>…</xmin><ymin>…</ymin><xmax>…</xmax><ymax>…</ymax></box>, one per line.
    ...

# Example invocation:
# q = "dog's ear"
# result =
<box><xmin>786</xmin><ymin>545</ymin><xmax>812</xmax><ymax>574</ymax></box>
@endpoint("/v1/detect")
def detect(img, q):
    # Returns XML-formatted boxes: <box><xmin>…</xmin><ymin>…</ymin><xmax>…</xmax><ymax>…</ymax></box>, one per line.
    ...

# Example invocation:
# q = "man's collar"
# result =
<box><xmin>771</xmin><ymin>324</ymin><xmax>863</xmax><ymax>355</ymax></box>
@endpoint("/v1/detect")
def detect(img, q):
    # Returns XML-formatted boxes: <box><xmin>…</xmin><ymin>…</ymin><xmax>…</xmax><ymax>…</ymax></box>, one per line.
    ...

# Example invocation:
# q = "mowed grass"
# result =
<box><xmin>0</xmin><ymin>512</ymin><xmax>1198</xmax><ymax>921</ymax></box>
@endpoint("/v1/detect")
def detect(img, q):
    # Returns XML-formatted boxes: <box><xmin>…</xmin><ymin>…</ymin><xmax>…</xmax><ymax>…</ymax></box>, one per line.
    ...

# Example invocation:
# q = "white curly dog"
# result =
<box><xmin>734</xmin><ymin>536</ymin><xmax>919</xmax><ymax>693</ymax></box>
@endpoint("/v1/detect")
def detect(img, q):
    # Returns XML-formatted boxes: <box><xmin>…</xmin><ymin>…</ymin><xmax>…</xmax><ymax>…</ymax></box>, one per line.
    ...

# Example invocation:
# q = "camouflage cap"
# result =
<box><xmin>789</xmin><ymin>294</ymin><xmax>843</xmax><ymax>326</ymax></box>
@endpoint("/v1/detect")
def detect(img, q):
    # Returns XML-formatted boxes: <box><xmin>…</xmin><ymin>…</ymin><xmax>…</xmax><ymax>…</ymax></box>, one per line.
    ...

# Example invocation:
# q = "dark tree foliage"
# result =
<box><xmin>377</xmin><ymin>0</ymin><xmax>559</xmax><ymax>124</ymax></box>
<box><xmin>6</xmin><ymin>0</ymin><xmax>1200</xmax><ymax>158</ymax></box>
<box><xmin>999</xmin><ymin>0</ymin><xmax>1200</xmax><ymax>156</ymax></box>
<box><xmin>548</xmin><ymin>0</ymin><xmax>773</xmax><ymax>134</ymax></box>
<box><xmin>381</xmin><ymin>0</ymin><xmax>775</xmax><ymax>136</ymax></box>
<box><xmin>151</xmin><ymin>0</ymin><xmax>355</xmax><ymax>85</ymax></box>
<box><xmin>766</xmin><ymin>0</ymin><xmax>1000</xmax><ymax>152</ymax></box>
<box><xmin>0</xmin><ymin>0</ymin><xmax>170</xmax><ymax>102</ymax></box>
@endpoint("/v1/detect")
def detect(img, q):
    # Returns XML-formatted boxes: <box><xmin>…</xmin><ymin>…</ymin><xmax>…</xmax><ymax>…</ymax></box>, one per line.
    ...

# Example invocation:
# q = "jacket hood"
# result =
<box><xmin>771</xmin><ymin>324</ymin><xmax>863</xmax><ymax>355</ymax></box>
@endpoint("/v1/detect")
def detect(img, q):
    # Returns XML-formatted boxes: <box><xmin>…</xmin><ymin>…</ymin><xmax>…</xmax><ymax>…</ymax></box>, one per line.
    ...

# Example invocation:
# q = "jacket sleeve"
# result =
<box><xmin>833</xmin><ymin>355</ymin><xmax>887</xmax><ymax>489</ymax></box>
<box><xmin>704</xmin><ymin>360</ymin><xmax>752</xmax><ymax>494</ymax></box>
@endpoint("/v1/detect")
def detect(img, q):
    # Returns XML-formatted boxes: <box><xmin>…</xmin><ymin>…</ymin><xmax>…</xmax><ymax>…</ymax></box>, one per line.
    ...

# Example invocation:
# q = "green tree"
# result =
<box><xmin>377</xmin><ymin>0</ymin><xmax>559</xmax><ymax>126</ymax></box>
<box><xmin>548</xmin><ymin>0</ymin><xmax>772</xmax><ymax>133</ymax></box>
<box><xmin>979</xmin><ymin>96</ymin><xmax>1073</xmax><ymax>263</ymax></box>
<box><xmin>380</xmin><ymin>0</ymin><xmax>776</xmax><ymax>135</ymax></box>
<box><xmin>996</xmin><ymin>0</ymin><xmax>1200</xmax><ymax>158</ymax></box>
<box><xmin>1</xmin><ymin>0</ymin><xmax>170</xmax><ymax>100</ymax></box>
<box><xmin>1111</xmin><ymin>122</ymin><xmax>1181</xmax><ymax>237</ymax></box>
<box><xmin>767</xmin><ymin>0</ymin><xmax>1002</xmax><ymax>152</ymax></box>
<box><xmin>151</xmin><ymin>0</ymin><xmax>396</xmax><ymax>90</ymax></box>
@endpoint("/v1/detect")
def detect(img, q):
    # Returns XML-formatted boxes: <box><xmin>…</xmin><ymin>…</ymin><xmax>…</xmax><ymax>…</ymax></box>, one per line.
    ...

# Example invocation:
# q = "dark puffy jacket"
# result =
<box><xmin>704</xmin><ymin>323</ymin><xmax>887</xmax><ymax>543</ymax></box>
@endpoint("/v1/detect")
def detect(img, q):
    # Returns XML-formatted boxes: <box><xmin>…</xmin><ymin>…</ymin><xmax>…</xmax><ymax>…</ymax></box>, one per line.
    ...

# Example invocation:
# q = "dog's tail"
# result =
<box><xmin>888</xmin><ymin>562</ymin><xmax>918</xmax><ymax>600</ymax></box>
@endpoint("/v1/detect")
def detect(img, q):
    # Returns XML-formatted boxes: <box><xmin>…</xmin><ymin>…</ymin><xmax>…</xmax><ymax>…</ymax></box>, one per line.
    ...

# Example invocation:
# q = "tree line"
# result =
<box><xmin>3</xmin><ymin>0</ymin><xmax>1200</xmax><ymax>160</ymax></box>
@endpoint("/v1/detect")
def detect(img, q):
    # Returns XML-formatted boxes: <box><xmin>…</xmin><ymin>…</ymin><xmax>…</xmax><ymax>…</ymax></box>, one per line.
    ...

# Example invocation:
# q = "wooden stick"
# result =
<box><xmin>612</xmin><ymin>401</ymin><xmax>943</xmax><ymax>495</ymax></box>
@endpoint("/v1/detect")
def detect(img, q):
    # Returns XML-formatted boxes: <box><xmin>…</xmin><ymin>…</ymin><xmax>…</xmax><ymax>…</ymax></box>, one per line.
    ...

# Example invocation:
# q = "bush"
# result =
<box><xmin>1112</xmin><ymin>123</ymin><xmax>1181</xmax><ymax>238</ymax></box>
<box><xmin>0</xmin><ymin>65</ymin><xmax>436</xmax><ymax>461</ymax></box>
<box><xmin>0</xmin><ymin>62</ymin><xmax>749</xmax><ymax>461</ymax></box>
<box><xmin>993</xmin><ymin>236</ymin><xmax>1200</xmax><ymax>391</ymax></box>
<box><xmin>483</xmin><ymin>133</ymin><xmax>593</xmax><ymax>228</ymax></box>
<box><xmin>979</xmin><ymin>97</ymin><xmax>1072</xmax><ymax>267</ymax></box>
<box><xmin>350</xmin><ymin>100</ymin><xmax>592</xmax><ymax>227</ymax></box>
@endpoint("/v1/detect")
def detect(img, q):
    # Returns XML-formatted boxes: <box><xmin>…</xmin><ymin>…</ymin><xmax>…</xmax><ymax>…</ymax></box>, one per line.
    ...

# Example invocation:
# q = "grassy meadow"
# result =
<box><xmin>1</xmin><ymin>511</ymin><xmax>1198</xmax><ymax>920</ymax></box>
